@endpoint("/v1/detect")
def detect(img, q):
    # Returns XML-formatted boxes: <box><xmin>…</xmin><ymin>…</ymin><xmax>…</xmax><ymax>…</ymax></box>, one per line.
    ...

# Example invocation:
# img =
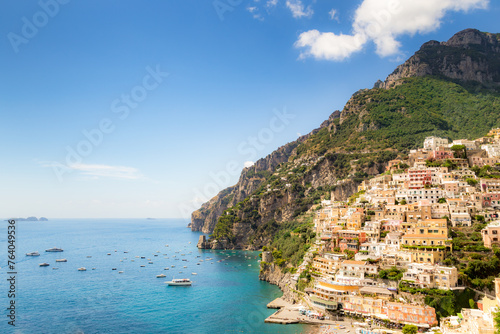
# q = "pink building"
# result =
<box><xmin>429</xmin><ymin>148</ymin><xmax>454</xmax><ymax>161</ymax></box>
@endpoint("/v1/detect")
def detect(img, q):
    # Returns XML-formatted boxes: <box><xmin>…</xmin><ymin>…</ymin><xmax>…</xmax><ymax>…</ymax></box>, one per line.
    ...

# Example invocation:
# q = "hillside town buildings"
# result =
<box><xmin>305</xmin><ymin>132</ymin><xmax>500</xmax><ymax>330</ymax></box>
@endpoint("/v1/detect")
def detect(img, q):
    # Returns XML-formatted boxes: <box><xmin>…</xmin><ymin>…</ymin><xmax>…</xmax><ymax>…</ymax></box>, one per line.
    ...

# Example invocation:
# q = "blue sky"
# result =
<box><xmin>1</xmin><ymin>0</ymin><xmax>498</xmax><ymax>218</ymax></box>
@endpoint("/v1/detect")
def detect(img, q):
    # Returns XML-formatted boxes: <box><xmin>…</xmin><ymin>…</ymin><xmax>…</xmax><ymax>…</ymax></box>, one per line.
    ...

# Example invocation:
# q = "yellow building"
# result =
<box><xmin>487</xmin><ymin>128</ymin><xmax>500</xmax><ymax>139</ymax></box>
<box><xmin>401</xmin><ymin>219</ymin><xmax>452</xmax><ymax>264</ymax></box>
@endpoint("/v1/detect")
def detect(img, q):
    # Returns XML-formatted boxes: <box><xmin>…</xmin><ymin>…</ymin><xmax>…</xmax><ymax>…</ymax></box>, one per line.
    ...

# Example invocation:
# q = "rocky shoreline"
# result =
<box><xmin>259</xmin><ymin>262</ymin><xmax>299</xmax><ymax>304</ymax></box>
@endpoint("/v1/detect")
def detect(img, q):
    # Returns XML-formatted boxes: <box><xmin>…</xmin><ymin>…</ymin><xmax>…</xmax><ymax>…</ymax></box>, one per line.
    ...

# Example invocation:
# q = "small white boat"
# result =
<box><xmin>156</xmin><ymin>274</ymin><xmax>166</xmax><ymax>278</ymax></box>
<box><xmin>171</xmin><ymin>265</ymin><xmax>175</xmax><ymax>268</ymax></box>
<box><xmin>26</xmin><ymin>251</ymin><xmax>40</xmax><ymax>256</ymax></box>
<box><xmin>183</xmin><ymin>266</ymin><xmax>187</xmax><ymax>268</ymax></box>
<box><xmin>78</xmin><ymin>267</ymin><xmax>86</xmax><ymax>271</ymax></box>
<box><xmin>191</xmin><ymin>272</ymin><xmax>197</xmax><ymax>275</ymax></box>
<box><xmin>118</xmin><ymin>271</ymin><xmax>124</xmax><ymax>274</ymax></box>
<box><xmin>140</xmin><ymin>265</ymin><xmax>146</xmax><ymax>267</ymax></box>
<box><xmin>52</xmin><ymin>267</ymin><xmax>58</xmax><ymax>270</ymax></box>
<box><xmin>165</xmin><ymin>278</ymin><xmax>192</xmax><ymax>286</ymax></box>
<box><xmin>39</xmin><ymin>263</ymin><xmax>50</xmax><ymax>267</ymax></box>
<box><xmin>107</xmin><ymin>253</ymin><xmax>111</xmax><ymax>255</ymax></box>
<box><xmin>56</xmin><ymin>259</ymin><xmax>67</xmax><ymax>262</ymax></box>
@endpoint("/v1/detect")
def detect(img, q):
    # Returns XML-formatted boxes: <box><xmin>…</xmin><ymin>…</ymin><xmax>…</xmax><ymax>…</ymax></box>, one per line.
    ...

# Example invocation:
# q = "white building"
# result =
<box><xmin>402</xmin><ymin>263</ymin><xmax>458</xmax><ymax>289</ymax></box>
<box><xmin>424</xmin><ymin>136</ymin><xmax>449</xmax><ymax>151</ymax></box>
<box><xmin>396</xmin><ymin>188</ymin><xmax>445</xmax><ymax>204</ymax></box>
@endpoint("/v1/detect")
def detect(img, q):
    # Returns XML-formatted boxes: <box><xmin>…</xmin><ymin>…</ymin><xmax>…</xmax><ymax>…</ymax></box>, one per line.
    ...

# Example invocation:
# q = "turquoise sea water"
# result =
<box><xmin>0</xmin><ymin>219</ymin><xmax>309</xmax><ymax>334</ymax></box>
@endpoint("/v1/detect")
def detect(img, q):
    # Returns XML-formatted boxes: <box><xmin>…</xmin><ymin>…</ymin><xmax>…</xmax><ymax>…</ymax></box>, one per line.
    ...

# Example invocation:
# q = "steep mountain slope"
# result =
<box><xmin>191</xmin><ymin>29</ymin><xmax>500</xmax><ymax>249</ymax></box>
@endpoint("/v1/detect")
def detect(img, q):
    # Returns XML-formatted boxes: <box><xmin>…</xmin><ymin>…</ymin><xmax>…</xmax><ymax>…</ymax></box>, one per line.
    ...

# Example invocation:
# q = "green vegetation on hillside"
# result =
<box><xmin>399</xmin><ymin>282</ymin><xmax>476</xmax><ymax>321</ymax></box>
<box><xmin>268</xmin><ymin>216</ymin><xmax>316</xmax><ymax>268</ymax></box>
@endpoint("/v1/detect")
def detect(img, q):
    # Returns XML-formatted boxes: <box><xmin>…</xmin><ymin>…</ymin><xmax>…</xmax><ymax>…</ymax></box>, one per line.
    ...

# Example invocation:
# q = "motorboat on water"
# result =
<box><xmin>39</xmin><ymin>263</ymin><xmax>50</xmax><ymax>267</ymax></box>
<box><xmin>78</xmin><ymin>267</ymin><xmax>86</xmax><ymax>271</ymax></box>
<box><xmin>26</xmin><ymin>251</ymin><xmax>40</xmax><ymax>256</ymax></box>
<box><xmin>156</xmin><ymin>274</ymin><xmax>166</xmax><ymax>278</ymax></box>
<box><xmin>56</xmin><ymin>259</ymin><xmax>67</xmax><ymax>262</ymax></box>
<box><xmin>45</xmin><ymin>247</ymin><xmax>63</xmax><ymax>252</ymax></box>
<box><xmin>165</xmin><ymin>278</ymin><xmax>192</xmax><ymax>286</ymax></box>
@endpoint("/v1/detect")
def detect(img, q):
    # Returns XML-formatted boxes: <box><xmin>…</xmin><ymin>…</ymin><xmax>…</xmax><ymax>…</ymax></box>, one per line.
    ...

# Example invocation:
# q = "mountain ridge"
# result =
<box><xmin>191</xmin><ymin>28</ymin><xmax>500</xmax><ymax>249</ymax></box>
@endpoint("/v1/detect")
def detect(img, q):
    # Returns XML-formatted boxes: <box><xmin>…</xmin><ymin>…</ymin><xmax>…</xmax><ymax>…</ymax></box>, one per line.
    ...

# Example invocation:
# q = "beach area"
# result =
<box><xmin>265</xmin><ymin>297</ymin><xmax>362</xmax><ymax>334</ymax></box>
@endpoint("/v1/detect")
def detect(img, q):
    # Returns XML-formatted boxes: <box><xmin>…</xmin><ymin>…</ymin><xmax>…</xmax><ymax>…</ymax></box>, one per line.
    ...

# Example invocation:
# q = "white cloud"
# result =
<box><xmin>69</xmin><ymin>163</ymin><xmax>144</xmax><ymax>179</ymax></box>
<box><xmin>295</xmin><ymin>30</ymin><xmax>367</xmax><ymax>61</ymax></box>
<box><xmin>266</xmin><ymin>0</ymin><xmax>278</xmax><ymax>8</ymax></box>
<box><xmin>296</xmin><ymin>0</ymin><xmax>489</xmax><ymax>61</ymax></box>
<box><xmin>286</xmin><ymin>0</ymin><xmax>313</xmax><ymax>18</ymax></box>
<box><xmin>244</xmin><ymin>161</ymin><xmax>255</xmax><ymax>168</ymax></box>
<box><xmin>328</xmin><ymin>9</ymin><xmax>339</xmax><ymax>22</ymax></box>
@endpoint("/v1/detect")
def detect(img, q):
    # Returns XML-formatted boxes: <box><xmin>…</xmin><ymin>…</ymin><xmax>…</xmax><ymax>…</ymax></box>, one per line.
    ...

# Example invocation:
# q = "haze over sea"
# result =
<box><xmin>0</xmin><ymin>219</ymin><xmax>309</xmax><ymax>334</ymax></box>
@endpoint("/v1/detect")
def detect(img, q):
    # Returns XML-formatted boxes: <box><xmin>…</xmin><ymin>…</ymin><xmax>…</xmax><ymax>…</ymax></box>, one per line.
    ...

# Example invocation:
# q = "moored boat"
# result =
<box><xmin>78</xmin><ymin>267</ymin><xmax>86</xmax><ymax>271</ymax></box>
<box><xmin>26</xmin><ymin>251</ymin><xmax>40</xmax><ymax>256</ymax></box>
<box><xmin>165</xmin><ymin>278</ymin><xmax>192</xmax><ymax>286</ymax></box>
<box><xmin>45</xmin><ymin>247</ymin><xmax>63</xmax><ymax>252</ymax></box>
<box><xmin>39</xmin><ymin>263</ymin><xmax>50</xmax><ymax>267</ymax></box>
<box><xmin>56</xmin><ymin>259</ymin><xmax>67</xmax><ymax>262</ymax></box>
<box><xmin>156</xmin><ymin>274</ymin><xmax>166</xmax><ymax>278</ymax></box>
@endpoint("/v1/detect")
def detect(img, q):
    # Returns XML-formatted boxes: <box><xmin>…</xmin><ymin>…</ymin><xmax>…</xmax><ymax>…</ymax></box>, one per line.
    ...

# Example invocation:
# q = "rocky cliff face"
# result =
<box><xmin>190</xmin><ymin>141</ymin><xmax>300</xmax><ymax>233</ymax></box>
<box><xmin>380</xmin><ymin>29</ymin><xmax>500</xmax><ymax>89</ymax></box>
<box><xmin>259</xmin><ymin>263</ymin><xmax>299</xmax><ymax>304</ymax></box>
<box><xmin>190</xmin><ymin>113</ymin><xmax>339</xmax><ymax>234</ymax></box>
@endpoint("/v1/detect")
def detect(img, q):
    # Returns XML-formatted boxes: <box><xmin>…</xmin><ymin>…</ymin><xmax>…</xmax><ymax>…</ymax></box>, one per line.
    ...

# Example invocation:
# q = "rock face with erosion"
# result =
<box><xmin>381</xmin><ymin>29</ymin><xmax>500</xmax><ymax>89</ymax></box>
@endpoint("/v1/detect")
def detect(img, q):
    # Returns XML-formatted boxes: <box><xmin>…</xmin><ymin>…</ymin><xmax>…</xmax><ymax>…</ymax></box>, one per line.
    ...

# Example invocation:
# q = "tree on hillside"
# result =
<box><xmin>402</xmin><ymin>324</ymin><xmax>418</xmax><ymax>334</ymax></box>
<box><xmin>493</xmin><ymin>310</ymin><xmax>500</xmax><ymax>334</ymax></box>
<box><xmin>451</xmin><ymin>145</ymin><xmax>467</xmax><ymax>159</ymax></box>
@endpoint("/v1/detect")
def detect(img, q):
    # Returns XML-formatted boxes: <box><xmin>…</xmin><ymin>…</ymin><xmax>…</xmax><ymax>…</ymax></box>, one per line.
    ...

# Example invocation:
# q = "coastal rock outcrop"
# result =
<box><xmin>259</xmin><ymin>263</ymin><xmax>298</xmax><ymax>304</ymax></box>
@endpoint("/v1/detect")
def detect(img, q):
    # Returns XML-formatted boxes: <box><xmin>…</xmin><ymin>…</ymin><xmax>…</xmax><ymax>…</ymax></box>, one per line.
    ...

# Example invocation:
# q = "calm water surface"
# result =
<box><xmin>0</xmin><ymin>219</ymin><xmax>309</xmax><ymax>334</ymax></box>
